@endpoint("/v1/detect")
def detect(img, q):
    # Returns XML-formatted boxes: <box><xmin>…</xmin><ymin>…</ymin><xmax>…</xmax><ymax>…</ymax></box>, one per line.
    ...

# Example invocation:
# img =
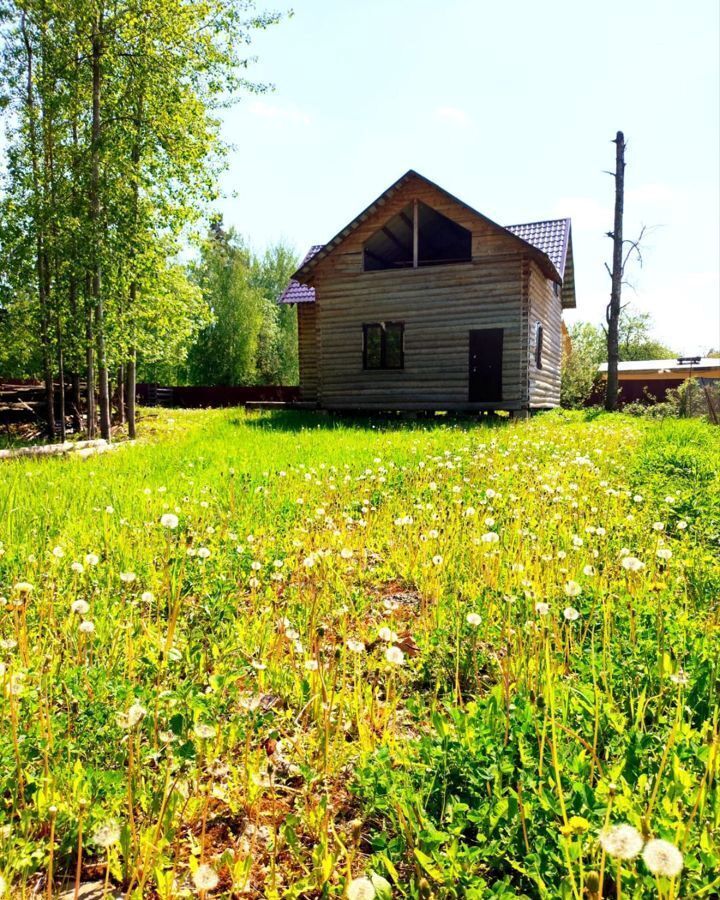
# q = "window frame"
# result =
<box><xmin>362</xmin><ymin>322</ymin><xmax>405</xmax><ymax>370</ymax></box>
<box><xmin>535</xmin><ymin>321</ymin><xmax>544</xmax><ymax>370</ymax></box>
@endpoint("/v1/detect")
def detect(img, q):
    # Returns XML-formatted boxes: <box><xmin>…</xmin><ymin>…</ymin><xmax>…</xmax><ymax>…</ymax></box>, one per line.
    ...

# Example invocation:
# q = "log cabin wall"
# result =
<box><xmin>307</xmin><ymin>180</ymin><xmax>531</xmax><ymax>410</ymax></box>
<box><xmin>527</xmin><ymin>259</ymin><xmax>562</xmax><ymax>408</ymax></box>
<box><xmin>297</xmin><ymin>303</ymin><xmax>319</xmax><ymax>401</ymax></box>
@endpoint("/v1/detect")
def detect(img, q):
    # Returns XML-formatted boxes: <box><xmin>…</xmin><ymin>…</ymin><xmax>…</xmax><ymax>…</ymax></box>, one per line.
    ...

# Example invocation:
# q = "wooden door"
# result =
<box><xmin>468</xmin><ymin>328</ymin><xmax>503</xmax><ymax>402</ymax></box>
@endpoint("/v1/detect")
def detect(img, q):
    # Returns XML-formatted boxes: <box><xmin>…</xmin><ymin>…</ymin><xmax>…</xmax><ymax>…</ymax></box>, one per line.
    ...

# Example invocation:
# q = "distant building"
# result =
<box><xmin>597</xmin><ymin>357</ymin><xmax>720</xmax><ymax>403</ymax></box>
<box><xmin>279</xmin><ymin>170</ymin><xmax>576</xmax><ymax>413</ymax></box>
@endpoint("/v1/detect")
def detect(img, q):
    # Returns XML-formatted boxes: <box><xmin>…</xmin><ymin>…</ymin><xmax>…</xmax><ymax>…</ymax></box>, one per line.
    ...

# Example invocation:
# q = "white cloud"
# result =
<box><xmin>434</xmin><ymin>106</ymin><xmax>471</xmax><ymax>126</ymax></box>
<box><xmin>247</xmin><ymin>100</ymin><xmax>312</xmax><ymax>126</ymax></box>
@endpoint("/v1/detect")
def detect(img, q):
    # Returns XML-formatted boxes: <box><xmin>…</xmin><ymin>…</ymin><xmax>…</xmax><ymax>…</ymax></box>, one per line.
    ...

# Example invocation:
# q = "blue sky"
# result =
<box><xmin>219</xmin><ymin>0</ymin><xmax>720</xmax><ymax>355</ymax></box>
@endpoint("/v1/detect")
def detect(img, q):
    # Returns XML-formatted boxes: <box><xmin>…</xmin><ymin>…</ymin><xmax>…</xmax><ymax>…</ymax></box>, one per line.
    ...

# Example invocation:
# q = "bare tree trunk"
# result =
<box><xmin>605</xmin><ymin>131</ymin><xmax>625</xmax><ymax>412</ymax></box>
<box><xmin>56</xmin><ymin>319</ymin><xmax>66</xmax><ymax>442</ymax></box>
<box><xmin>90</xmin><ymin>14</ymin><xmax>111</xmax><ymax>441</ymax></box>
<box><xmin>71</xmin><ymin>371</ymin><xmax>82</xmax><ymax>433</ymax></box>
<box><xmin>126</xmin><ymin>346</ymin><xmax>137</xmax><ymax>439</ymax></box>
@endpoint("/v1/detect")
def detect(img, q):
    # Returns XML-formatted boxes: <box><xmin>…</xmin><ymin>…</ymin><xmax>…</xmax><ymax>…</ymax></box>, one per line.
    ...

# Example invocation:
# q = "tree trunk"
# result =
<box><xmin>86</xmin><ymin>297</ymin><xmax>96</xmax><ymax>438</ymax></box>
<box><xmin>605</xmin><ymin>131</ymin><xmax>625</xmax><ymax>412</ymax></box>
<box><xmin>56</xmin><ymin>319</ymin><xmax>66</xmax><ymax>442</ymax></box>
<box><xmin>117</xmin><ymin>365</ymin><xmax>125</xmax><ymax>424</ymax></box>
<box><xmin>21</xmin><ymin>13</ymin><xmax>55</xmax><ymax>440</ymax></box>
<box><xmin>71</xmin><ymin>371</ymin><xmax>82</xmax><ymax>433</ymax></box>
<box><xmin>90</xmin><ymin>14</ymin><xmax>111</xmax><ymax>441</ymax></box>
<box><xmin>126</xmin><ymin>347</ymin><xmax>137</xmax><ymax>439</ymax></box>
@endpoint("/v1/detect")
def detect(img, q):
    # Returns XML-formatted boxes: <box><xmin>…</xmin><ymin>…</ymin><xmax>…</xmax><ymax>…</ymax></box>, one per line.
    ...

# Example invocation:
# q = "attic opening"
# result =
<box><xmin>363</xmin><ymin>200</ymin><xmax>472</xmax><ymax>271</ymax></box>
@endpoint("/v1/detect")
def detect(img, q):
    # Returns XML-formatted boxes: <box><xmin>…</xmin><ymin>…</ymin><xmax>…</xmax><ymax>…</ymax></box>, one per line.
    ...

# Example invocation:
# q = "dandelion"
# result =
<box><xmin>85</xmin><ymin>553</ymin><xmax>99</xmax><ymax>566</ymax></box>
<box><xmin>120</xmin><ymin>572</ymin><xmax>136</xmax><ymax>583</ymax></box>
<box><xmin>432</xmin><ymin>554</ymin><xmax>443</xmax><ymax>566</ymax></box>
<box><xmin>563</xmin><ymin>607</ymin><xmax>580</xmax><ymax>622</ymax></box>
<box><xmin>192</xmin><ymin>863</ymin><xmax>219</xmax><ymax>892</ymax></box>
<box><xmin>71</xmin><ymin>562</ymin><xmax>84</xmax><ymax>574</ymax></box>
<box><xmin>91</xmin><ymin>820</ymin><xmax>121</xmax><ymax>848</ymax></box>
<box><xmin>347</xmin><ymin>877</ymin><xmax>376</xmax><ymax>900</ymax></box>
<box><xmin>656</xmin><ymin>547</ymin><xmax>672</xmax><ymax>561</ymax></box>
<box><xmin>598</xmin><ymin>823</ymin><xmax>643</xmax><ymax>860</ymax></box>
<box><xmin>118</xmin><ymin>701</ymin><xmax>147</xmax><ymax>729</ymax></box>
<box><xmin>564</xmin><ymin>580</ymin><xmax>581</xmax><ymax>597</ymax></box>
<box><xmin>621</xmin><ymin>556</ymin><xmax>644</xmax><ymax>572</ymax></box>
<box><xmin>346</xmin><ymin>639</ymin><xmax>366</xmax><ymax>653</ymax></box>
<box><xmin>677</xmin><ymin>520</ymin><xmax>687</xmax><ymax>530</ymax></box>
<box><xmin>304</xmin><ymin>659</ymin><xmax>319</xmax><ymax>672</ymax></box>
<box><xmin>670</xmin><ymin>668</ymin><xmax>689</xmax><ymax>686</ymax></box>
<box><xmin>385</xmin><ymin>645</ymin><xmax>404</xmax><ymax>665</ymax></box>
<box><xmin>194</xmin><ymin>723</ymin><xmax>217</xmax><ymax>740</ymax></box>
<box><xmin>197</xmin><ymin>547</ymin><xmax>211</xmax><ymax>559</ymax></box>
<box><xmin>642</xmin><ymin>838</ymin><xmax>683</xmax><ymax>877</ymax></box>
<box><xmin>71</xmin><ymin>599</ymin><xmax>90</xmax><ymax>615</ymax></box>
<box><xmin>481</xmin><ymin>531</ymin><xmax>499</xmax><ymax>544</ymax></box>
<box><xmin>141</xmin><ymin>591</ymin><xmax>155</xmax><ymax>603</ymax></box>
<box><xmin>52</xmin><ymin>546</ymin><xmax>65</xmax><ymax>558</ymax></box>
<box><xmin>160</xmin><ymin>513</ymin><xmax>179</xmax><ymax>529</ymax></box>
<box><xmin>466</xmin><ymin>612</ymin><xmax>482</xmax><ymax>626</ymax></box>
<box><xmin>79</xmin><ymin>620</ymin><xmax>95</xmax><ymax>634</ymax></box>
<box><xmin>378</xmin><ymin>626</ymin><xmax>397</xmax><ymax>643</ymax></box>
<box><xmin>13</xmin><ymin>582</ymin><xmax>33</xmax><ymax>595</ymax></box>
<box><xmin>535</xmin><ymin>602</ymin><xmax>550</xmax><ymax>616</ymax></box>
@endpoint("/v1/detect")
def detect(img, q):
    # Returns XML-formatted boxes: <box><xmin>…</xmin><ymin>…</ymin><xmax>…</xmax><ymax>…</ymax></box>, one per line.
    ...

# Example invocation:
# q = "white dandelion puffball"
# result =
<box><xmin>347</xmin><ymin>639</ymin><xmax>366</xmax><ymax>654</ymax></box>
<box><xmin>85</xmin><ymin>553</ymin><xmax>99</xmax><ymax>566</ymax></box>
<box><xmin>79</xmin><ymin>620</ymin><xmax>95</xmax><ymax>634</ymax></box>
<box><xmin>119</xmin><ymin>701</ymin><xmax>147</xmax><ymax>729</ymax></box>
<box><xmin>347</xmin><ymin>877</ymin><xmax>376</xmax><ymax>900</ymax></box>
<box><xmin>52</xmin><ymin>546</ymin><xmax>65</xmax><ymax>558</ymax></box>
<box><xmin>160</xmin><ymin>513</ymin><xmax>179</xmax><ymax>529</ymax></box>
<box><xmin>642</xmin><ymin>838</ymin><xmax>683</xmax><ymax>877</ymax></box>
<box><xmin>71</xmin><ymin>562</ymin><xmax>84</xmax><ymax>574</ymax></box>
<box><xmin>197</xmin><ymin>547</ymin><xmax>211</xmax><ymax>559</ymax></box>
<box><xmin>656</xmin><ymin>547</ymin><xmax>672</xmax><ymax>561</ymax></box>
<box><xmin>385</xmin><ymin>645</ymin><xmax>405</xmax><ymax>665</ymax></box>
<box><xmin>466</xmin><ymin>612</ymin><xmax>482</xmax><ymax>626</ymax></box>
<box><xmin>378</xmin><ymin>626</ymin><xmax>396</xmax><ymax>643</ymax></box>
<box><xmin>192</xmin><ymin>863</ymin><xmax>219</xmax><ymax>892</ymax></box>
<box><xmin>598</xmin><ymin>823</ymin><xmax>644</xmax><ymax>860</ymax></box>
<box><xmin>583</xmin><ymin>565</ymin><xmax>596</xmax><ymax>576</ymax></box>
<box><xmin>432</xmin><ymin>554</ymin><xmax>443</xmax><ymax>566</ymax></box>
<box><xmin>564</xmin><ymin>580</ymin><xmax>581</xmax><ymax>597</ymax></box>
<box><xmin>141</xmin><ymin>591</ymin><xmax>155</xmax><ymax>603</ymax></box>
<box><xmin>563</xmin><ymin>607</ymin><xmax>580</xmax><ymax>622</ymax></box>
<box><xmin>535</xmin><ymin>602</ymin><xmax>550</xmax><ymax>616</ymax></box>
<box><xmin>120</xmin><ymin>572</ymin><xmax>136</xmax><ymax>583</ymax></box>
<box><xmin>14</xmin><ymin>581</ymin><xmax>33</xmax><ymax>595</ymax></box>
<box><xmin>71</xmin><ymin>599</ymin><xmax>90</xmax><ymax>615</ymax></box>
<box><xmin>621</xmin><ymin>556</ymin><xmax>645</xmax><ymax>572</ymax></box>
<box><xmin>194</xmin><ymin>723</ymin><xmax>217</xmax><ymax>740</ymax></box>
<box><xmin>481</xmin><ymin>531</ymin><xmax>499</xmax><ymax>544</ymax></box>
<box><xmin>304</xmin><ymin>659</ymin><xmax>319</xmax><ymax>672</ymax></box>
<box><xmin>92</xmin><ymin>820</ymin><xmax>121</xmax><ymax>848</ymax></box>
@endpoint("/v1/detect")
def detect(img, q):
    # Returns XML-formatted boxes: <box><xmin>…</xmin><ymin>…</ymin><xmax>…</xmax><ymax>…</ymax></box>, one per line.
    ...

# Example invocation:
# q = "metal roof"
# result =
<box><xmin>506</xmin><ymin>219</ymin><xmax>571</xmax><ymax>282</ymax></box>
<box><xmin>277</xmin><ymin>246</ymin><xmax>323</xmax><ymax>304</ymax></box>
<box><xmin>598</xmin><ymin>358</ymin><xmax>720</xmax><ymax>374</ymax></box>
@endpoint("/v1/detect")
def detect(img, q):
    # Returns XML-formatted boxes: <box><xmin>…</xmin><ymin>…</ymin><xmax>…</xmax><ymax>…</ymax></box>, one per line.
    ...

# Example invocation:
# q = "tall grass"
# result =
<box><xmin>0</xmin><ymin>409</ymin><xmax>717</xmax><ymax>898</ymax></box>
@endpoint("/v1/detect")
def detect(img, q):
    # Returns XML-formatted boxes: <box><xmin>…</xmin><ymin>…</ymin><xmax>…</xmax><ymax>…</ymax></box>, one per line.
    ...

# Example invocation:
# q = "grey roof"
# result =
<box><xmin>506</xmin><ymin>219</ymin><xmax>571</xmax><ymax>281</ymax></box>
<box><xmin>598</xmin><ymin>358</ymin><xmax>720</xmax><ymax>374</ymax></box>
<box><xmin>278</xmin><ymin>246</ymin><xmax>323</xmax><ymax>304</ymax></box>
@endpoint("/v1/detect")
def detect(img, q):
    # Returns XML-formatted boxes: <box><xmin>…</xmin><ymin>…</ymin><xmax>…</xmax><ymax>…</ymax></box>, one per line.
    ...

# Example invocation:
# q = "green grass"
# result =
<box><xmin>0</xmin><ymin>408</ymin><xmax>718</xmax><ymax>899</ymax></box>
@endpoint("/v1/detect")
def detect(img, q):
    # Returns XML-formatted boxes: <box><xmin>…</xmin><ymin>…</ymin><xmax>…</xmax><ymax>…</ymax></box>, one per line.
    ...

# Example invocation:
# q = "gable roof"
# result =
<box><xmin>278</xmin><ymin>170</ymin><xmax>576</xmax><ymax>307</ymax></box>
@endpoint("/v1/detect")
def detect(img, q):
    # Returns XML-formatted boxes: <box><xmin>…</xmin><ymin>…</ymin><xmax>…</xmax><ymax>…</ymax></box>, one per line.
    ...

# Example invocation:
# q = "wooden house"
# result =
<box><xmin>279</xmin><ymin>170</ymin><xmax>576</xmax><ymax>414</ymax></box>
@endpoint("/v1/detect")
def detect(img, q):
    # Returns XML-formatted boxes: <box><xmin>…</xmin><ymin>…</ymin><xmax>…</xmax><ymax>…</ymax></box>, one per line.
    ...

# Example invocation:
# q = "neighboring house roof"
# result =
<box><xmin>598</xmin><ymin>358</ymin><xmax>720</xmax><ymax>375</ymax></box>
<box><xmin>278</xmin><ymin>245</ymin><xmax>323</xmax><ymax>304</ymax></box>
<box><xmin>278</xmin><ymin>170</ymin><xmax>575</xmax><ymax>306</ymax></box>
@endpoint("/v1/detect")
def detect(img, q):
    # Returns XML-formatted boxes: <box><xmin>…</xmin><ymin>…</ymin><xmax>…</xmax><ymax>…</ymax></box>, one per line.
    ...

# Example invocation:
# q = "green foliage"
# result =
<box><xmin>562</xmin><ymin>309</ymin><xmax>677</xmax><ymax>409</ymax></box>
<box><xmin>185</xmin><ymin>223</ymin><xmax>298</xmax><ymax>385</ymax></box>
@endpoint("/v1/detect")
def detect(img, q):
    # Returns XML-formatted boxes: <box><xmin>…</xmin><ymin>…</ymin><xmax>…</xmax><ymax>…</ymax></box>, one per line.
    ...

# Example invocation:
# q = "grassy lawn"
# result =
<box><xmin>0</xmin><ymin>409</ymin><xmax>718</xmax><ymax>899</ymax></box>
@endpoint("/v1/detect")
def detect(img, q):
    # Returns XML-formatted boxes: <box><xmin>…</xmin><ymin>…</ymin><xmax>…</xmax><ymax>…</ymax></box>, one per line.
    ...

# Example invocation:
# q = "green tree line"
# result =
<box><xmin>0</xmin><ymin>0</ymin><xmax>287</xmax><ymax>441</ymax></box>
